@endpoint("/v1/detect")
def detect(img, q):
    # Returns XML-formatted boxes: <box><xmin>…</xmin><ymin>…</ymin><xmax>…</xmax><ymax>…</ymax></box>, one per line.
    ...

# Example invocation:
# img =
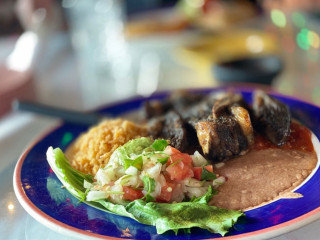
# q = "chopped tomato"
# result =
<box><xmin>204</xmin><ymin>165</ymin><xmax>213</xmax><ymax>173</ymax></box>
<box><xmin>193</xmin><ymin>167</ymin><xmax>202</xmax><ymax>180</ymax></box>
<box><xmin>193</xmin><ymin>165</ymin><xmax>214</xmax><ymax>180</ymax></box>
<box><xmin>165</xmin><ymin>146</ymin><xmax>181</xmax><ymax>155</ymax></box>
<box><xmin>163</xmin><ymin>171</ymin><xmax>172</xmax><ymax>182</ymax></box>
<box><xmin>122</xmin><ymin>186</ymin><xmax>144</xmax><ymax>201</ymax></box>
<box><xmin>167</xmin><ymin>152</ymin><xmax>193</xmax><ymax>166</ymax></box>
<box><xmin>166</xmin><ymin>151</ymin><xmax>193</xmax><ymax>180</ymax></box>
<box><xmin>156</xmin><ymin>182</ymin><xmax>176</xmax><ymax>202</ymax></box>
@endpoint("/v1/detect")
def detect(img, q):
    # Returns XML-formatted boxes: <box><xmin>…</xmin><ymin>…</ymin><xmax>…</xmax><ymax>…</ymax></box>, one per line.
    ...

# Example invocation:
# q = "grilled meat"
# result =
<box><xmin>147</xmin><ymin>116</ymin><xmax>164</xmax><ymax>138</ymax></box>
<box><xmin>253</xmin><ymin>90</ymin><xmax>291</xmax><ymax>146</ymax></box>
<box><xmin>144</xmin><ymin>90</ymin><xmax>290</xmax><ymax>161</ymax></box>
<box><xmin>168</xmin><ymin>91</ymin><xmax>207</xmax><ymax>116</ymax></box>
<box><xmin>162</xmin><ymin>111</ymin><xmax>188</xmax><ymax>151</ymax></box>
<box><xmin>230</xmin><ymin>106</ymin><xmax>254</xmax><ymax>146</ymax></box>
<box><xmin>195</xmin><ymin>120</ymin><xmax>217</xmax><ymax>157</ymax></box>
<box><xmin>212</xmin><ymin>93</ymin><xmax>248</xmax><ymax>119</ymax></box>
<box><xmin>147</xmin><ymin>111</ymin><xmax>188</xmax><ymax>151</ymax></box>
<box><xmin>195</xmin><ymin>106</ymin><xmax>253</xmax><ymax>161</ymax></box>
<box><xmin>144</xmin><ymin>100</ymin><xmax>172</xmax><ymax>119</ymax></box>
<box><xmin>183</xmin><ymin>101</ymin><xmax>213</xmax><ymax>126</ymax></box>
<box><xmin>144</xmin><ymin>91</ymin><xmax>207</xmax><ymax>120</ymax></box>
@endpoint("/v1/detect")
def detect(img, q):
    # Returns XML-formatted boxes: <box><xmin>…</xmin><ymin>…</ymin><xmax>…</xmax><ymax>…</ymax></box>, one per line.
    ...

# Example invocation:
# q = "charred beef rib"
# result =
<box><xmin>212</xmin><ymin>93</ymin><xmax>249</xmax><ymax>119</ymax></box>
<box><xmin>144</xmin><ymin>91</ymin><xmax>206</xmax><ymax>119</ymax></box>
<box><xmin>195</xmin><ymin>94</ymin><xmax>254</xmax><ymax>161</ymax></box>
<box><xmin>253</xmin><ymin>90</ymin><xmax>291</xmax><ymax>146</ymax></box>
<box><xmin>147</xmin><ymin>111</ymin><xmax>188</xmax><ymax>151</ymax></box>
<box><xmin>144</xmin><ymin>90</ymin><xmax>290</xmax><ymax>161</ymax></box>
<box><xmin>145</xmin><ymin>91</ymin><xmax>213</xmax><ymax>151</ymax></box>
<box><xmin>162</xmin><ymin>111</ymin><xmax>188</xmax><ymax>151</ymax></box>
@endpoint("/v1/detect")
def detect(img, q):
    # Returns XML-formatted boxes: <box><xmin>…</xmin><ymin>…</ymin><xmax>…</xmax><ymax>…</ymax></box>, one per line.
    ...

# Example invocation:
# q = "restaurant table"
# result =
<box><xmin>2</xmin><ymin>12</ymin><xmax>320</xmax><ymax>239</ymax></box>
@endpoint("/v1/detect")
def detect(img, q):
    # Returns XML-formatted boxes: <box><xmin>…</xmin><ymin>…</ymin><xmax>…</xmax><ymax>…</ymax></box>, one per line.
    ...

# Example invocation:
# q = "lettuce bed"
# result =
<box><xmin>47</xmin><ymin>147</ymin><xmax>244</xmax><ymax>236</ymax></box>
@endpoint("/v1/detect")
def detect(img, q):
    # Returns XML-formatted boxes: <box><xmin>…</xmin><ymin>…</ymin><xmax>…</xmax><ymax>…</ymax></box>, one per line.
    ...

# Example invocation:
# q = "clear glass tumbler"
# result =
<box><xmin>63</xmin><ymin>0</ymin><xmax>134</xmax><ymax>108</ymax></box>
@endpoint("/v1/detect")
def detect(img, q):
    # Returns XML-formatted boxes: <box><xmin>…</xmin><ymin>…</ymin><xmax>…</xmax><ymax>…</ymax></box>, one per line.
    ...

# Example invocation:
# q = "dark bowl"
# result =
<box><xmin>212</xmin><ymin>55</ymin><xmax>283</xmax><ymax>85</ymax></box>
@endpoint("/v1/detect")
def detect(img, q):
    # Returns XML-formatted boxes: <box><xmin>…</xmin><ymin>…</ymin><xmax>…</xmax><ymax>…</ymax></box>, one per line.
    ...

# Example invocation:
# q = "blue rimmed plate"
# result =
<box><xmin>13</xmin><ymin>86</ymin><xmax>320</xmax><ymax>240</ymax></box>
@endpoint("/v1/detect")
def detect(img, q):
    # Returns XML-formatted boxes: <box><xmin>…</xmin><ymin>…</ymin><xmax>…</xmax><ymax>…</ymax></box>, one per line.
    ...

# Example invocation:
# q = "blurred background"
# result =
<box><xmin>1</xmin><ymin>0</ymin><xmax>320</xmax><ymax>116</ymax></box>
<box><xmin>2</xmin><ymin>1</ymin><xmax>320</xmax><ymax>239</ymax></box>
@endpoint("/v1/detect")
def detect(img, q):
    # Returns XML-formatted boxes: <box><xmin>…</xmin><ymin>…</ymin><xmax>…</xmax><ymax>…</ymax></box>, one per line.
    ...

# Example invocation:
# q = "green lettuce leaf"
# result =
<box><xmin>46</xmin><ymin>147</ymin><xmax>93</xmax><ymax>200</ymax></box>
<box><xmin>123</xmin><ymin>199</ymin><xmax>243</xmax><ymax>235</ymax></box>
<box><xmin>46</xmin><ymin>147</ymin><xmax>244</xmax><ymax>236</ymax></box>
<box><xmin>110</xmin><ymin>137</ymin><xmax>153</xmax><ymax>166</ymax></box>
<box><xmin>97</xmin><ymin>193</ymin><xmax>243</xmax><ymax>236</ymax></box>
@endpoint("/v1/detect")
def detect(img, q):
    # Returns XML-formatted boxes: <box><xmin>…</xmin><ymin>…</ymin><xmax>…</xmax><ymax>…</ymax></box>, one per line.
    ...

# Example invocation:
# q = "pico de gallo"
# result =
<box><xmin>84</xmin><ymin>137</ymin><xmax>226</xmax><ymax>204</ymax></box>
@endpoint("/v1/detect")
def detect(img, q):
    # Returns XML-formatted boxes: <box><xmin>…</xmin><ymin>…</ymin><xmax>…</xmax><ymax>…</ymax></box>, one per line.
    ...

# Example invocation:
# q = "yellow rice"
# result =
<box><xmin>66</xmin><ymin>119</ymin><xmax>148</xmax><ymax>175</ymax></box>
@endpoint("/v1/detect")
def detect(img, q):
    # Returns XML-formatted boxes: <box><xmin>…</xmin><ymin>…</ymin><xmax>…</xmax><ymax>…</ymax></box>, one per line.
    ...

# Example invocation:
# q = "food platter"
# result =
<box><xmin>13</xmin><ymin>87</ymin><xmax>320</xmax><ymax>240</ymax></box>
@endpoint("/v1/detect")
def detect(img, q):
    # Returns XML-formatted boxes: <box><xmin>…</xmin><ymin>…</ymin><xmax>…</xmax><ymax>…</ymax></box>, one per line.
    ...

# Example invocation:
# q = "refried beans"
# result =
<box><xmin>210</xmin><ymin>122</ymin><xmax>318</xmax><ymax>210</ymax></box>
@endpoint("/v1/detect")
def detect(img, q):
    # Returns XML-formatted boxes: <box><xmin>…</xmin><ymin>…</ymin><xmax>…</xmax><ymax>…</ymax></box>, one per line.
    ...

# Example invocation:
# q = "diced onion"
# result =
<box><xmin>191</xmin><ymin>151</ymin><xmax>208</xmax><ymax>167</ymax></box>
<box><xmin>146</xmin><ymin>181</ymin><xmax>162</xmax><ymax>199</ymax></box>
<box><xmin>145</xmin><ymin>163</ymin><xmax>162</xmax><ymax>179</ymax></box>
<box><xmin>171</xmin><ymin>184</ymin><xmax>184</xmax><ymax>202</ymax></box>
<box><xmin>125</xmin><ymin>166</ymin><xmax>138</xmax><ymax>175</ymax></box>
<box><xmin>115</xmin><ymin>166</ymin><xmax>126</xmax><ymax>177</ymax></box>
<box><xmin>214</xmin><ymin>162</ymin><xmax>225</xmax><ymax>169</ymax></box>
<box><xmin>83</xmin><ymin>179</ymin><xmax>92</xmax><ymax>189</ymax></box>
<box><xmin>117</xmin><ymin>175</ymin><xmax>140</xmax><ymax>187</ymax></box>
<box><xmin>158</xmin><ymin>174</ymin><xmax>166</xmax><ymax>187</ymax></box>
<box><xmin>183</xmin><ymin>178</ymin><xmax>204</xmax><ymax>187</ymax></box>
<box><xmin>212</xmin><ymin>176</ymin><xmax>226</xmax><ymax>188</ymax></box>
<box><xmin>185</xmin><ymin>186</ymin><xmax>208</xmax><ymax>198</ymax></box>
<box><xmin>109</xmin><ymin>184</ymin><xmax>124</xmax><ymax>204</ymax></box>
<box><xmin>164</xmin><ymin>146</ymin><xmax>173</xmax><ymax>155</ymax></box>
<box><xmin>95</xmin><ymin>168</ymin><xmax>113</xmax><ymax>186</ymax></box>
<box><xmin>86</xmin><ymin>191</ymin><xmax>109</xmax><ymax>201</ymax></box>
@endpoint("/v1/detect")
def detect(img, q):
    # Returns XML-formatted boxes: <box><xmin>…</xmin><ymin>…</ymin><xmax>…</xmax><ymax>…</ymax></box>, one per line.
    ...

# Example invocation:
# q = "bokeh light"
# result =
<box><xmin>186</xmin><ymin>0</ymin><xmax>204</xmax><ymax>8</ymax></box>
<box><xmin>246</xmin><ymin>35</ymin><xmax>264</xmax><ymax>53</ymax></box>
<box><xmin>292</xmin><ymin>12</ymin><xmax>305</xmax><ymax>28</ymax></box>
<box><xmin>7</xmin><ymin>203</ymin><xmax>14</xmax><ymax>212</ymax></box>
<box><xmin>271</xmin><ymin>9</ymin><xmax>286</xmax><ymax>28</ymax></box>
<box><xmin>296</xmin><ymin>28</ymin><xmax>320</xmax><ymax>50</ymax></box>
<box><xmin>297</xmin><ymin>28</ymin><xmax>310</xmax><ymax>50</ymax></box>
<box><xmin>308</xmin><ymin>31</ymin><xmax>320</xmax><ymax>48</ymax></box>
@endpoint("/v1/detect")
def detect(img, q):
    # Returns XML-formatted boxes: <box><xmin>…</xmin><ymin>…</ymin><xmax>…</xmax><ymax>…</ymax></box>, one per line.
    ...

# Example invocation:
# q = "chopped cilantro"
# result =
<box><xmin>201</xmin><ymin>167</ymin><xmax>216</xmax><ymax>180</ymax></box>
<box><xmin>157</xmin><ymin>156</ymin><xmax>169</xmax><ymax>165</ymax></box>
<box><xmin>124</xmin><ymin>156</ymin><xmax>143</xmax><ymax>170</ymax></box>
<box><xmin>151</xmin><ymin>139</ymin><xmax>168</xmax><ymax>151</ymax></box>
<box><xmin>142</xmin><ymin>176</ymin><xmax>156</xmax><ymax>202</ymax></box>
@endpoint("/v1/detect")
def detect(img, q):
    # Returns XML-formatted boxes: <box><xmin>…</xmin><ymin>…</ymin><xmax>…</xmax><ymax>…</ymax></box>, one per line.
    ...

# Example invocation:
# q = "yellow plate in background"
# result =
<box><xmin>175</xmin><ymin>29</ymin><xmax>279</xmax><ymax>83</ymax></box>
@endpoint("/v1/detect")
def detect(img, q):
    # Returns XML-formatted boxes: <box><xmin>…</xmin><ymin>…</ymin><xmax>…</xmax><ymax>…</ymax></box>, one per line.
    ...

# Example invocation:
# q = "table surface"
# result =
<box><xmin>2</xmin><ymin>13</ymin><xmax>320</xmax><ymax>239</ymax></box>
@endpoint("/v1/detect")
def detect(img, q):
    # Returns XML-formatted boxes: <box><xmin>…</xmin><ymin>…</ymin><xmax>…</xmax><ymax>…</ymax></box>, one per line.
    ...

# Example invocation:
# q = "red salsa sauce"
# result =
<box><xmin>253</xmin><ymin>122</ymin><xmax>315</xmax><ymax>153</ymax></box>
